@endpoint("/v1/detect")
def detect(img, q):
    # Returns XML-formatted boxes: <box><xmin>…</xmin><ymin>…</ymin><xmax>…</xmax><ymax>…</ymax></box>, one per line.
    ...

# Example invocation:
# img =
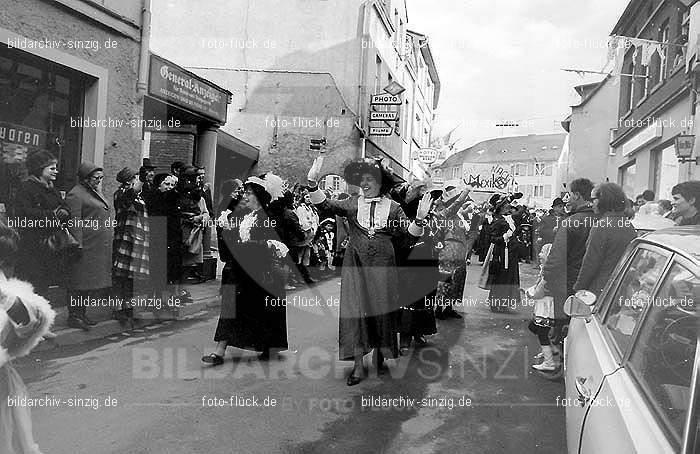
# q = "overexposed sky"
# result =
<box><xmin>406</xmin><ymin>0</ymin><xmax>630</xmax><ymax>149</ymax></box>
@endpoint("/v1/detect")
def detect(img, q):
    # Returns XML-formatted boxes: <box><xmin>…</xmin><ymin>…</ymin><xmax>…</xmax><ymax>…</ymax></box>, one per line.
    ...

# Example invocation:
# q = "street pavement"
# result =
<box><xmin>15</xmin><ymin>263</ymin><xmax>566</xmax><ymax>454</ymax></box>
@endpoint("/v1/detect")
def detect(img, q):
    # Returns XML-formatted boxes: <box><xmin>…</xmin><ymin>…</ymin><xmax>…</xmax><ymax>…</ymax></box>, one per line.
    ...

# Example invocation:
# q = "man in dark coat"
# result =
<box><xmin>542</xmin><ymin>178</ymin><xmax>596</xmax><ymax>375</ymax></box>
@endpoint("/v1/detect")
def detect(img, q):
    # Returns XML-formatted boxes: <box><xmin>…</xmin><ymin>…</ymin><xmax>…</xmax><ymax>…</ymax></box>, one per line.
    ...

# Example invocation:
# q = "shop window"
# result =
<box><xmin>653</xmin><ymin>146</ymin><xmax>679</xmax><ymax>200</ymax></box>
<box><xmin>0</xmin><ymin>44</ymin><xmax>88</xmax><ymax>212</ymax></box>
<box><xmin>620</xmin><ymin>161</ymin><xmax>637</xmax><ymax>198</ymax></box>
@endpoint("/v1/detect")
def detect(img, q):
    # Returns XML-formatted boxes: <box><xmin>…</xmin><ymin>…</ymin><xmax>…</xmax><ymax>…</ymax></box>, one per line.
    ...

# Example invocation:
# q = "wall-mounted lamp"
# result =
<box><xmin>674</xmin><ymin>134</ymin><xmax>699</xmax><ymax>164</ymax></box>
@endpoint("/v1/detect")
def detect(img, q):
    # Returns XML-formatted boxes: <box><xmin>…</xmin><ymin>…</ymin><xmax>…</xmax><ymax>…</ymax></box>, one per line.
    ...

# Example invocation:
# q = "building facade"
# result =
<box><xmin>0</xmin><ymin>0</ymin><xmax>148</xmax><ymax>213</ymax></box>
<box><xmin>559</xmin><ymin>76</ymin><xmax>621</xmax><ymax>190</ymax></box>
<box><xmin>149</xmin><ymin>0</ymin><xmax>440</xmax><ymax>185</ymax></box>
<box><xmin>436</xmin><ymin>133</ymin><xmax>566</xmax><ymax>208</ymax></box>
<box><xmin>608</xmin><ymin>0</ymin><xmax>694</xmax><ymax>200</ymax></box>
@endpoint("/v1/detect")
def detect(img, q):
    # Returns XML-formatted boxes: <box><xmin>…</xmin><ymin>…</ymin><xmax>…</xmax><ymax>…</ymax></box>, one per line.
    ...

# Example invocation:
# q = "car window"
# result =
<box><xmin>603</xmin><ymin>248</ymin><xmax>668</xmax><ymax>355</ymax></box>
<box><xmin>626</xmin><ymin>261</ymin><xmax>699</xmax><ymax>448</ymax></box>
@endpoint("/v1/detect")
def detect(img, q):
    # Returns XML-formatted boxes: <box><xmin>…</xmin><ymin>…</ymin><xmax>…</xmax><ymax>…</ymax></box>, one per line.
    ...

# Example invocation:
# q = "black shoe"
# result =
<box><xmin>258</xmin><ymin>349</ymin><xmax>272</xmax><ymax>361</ymax></box>
<box><xmin>346</xmin><ymin>368</ymin><xmax>365</xmax><ymax>386</ymax></box>
<box><xmin>201</xmin><ymin>353</ymin><xmax>224</xmax><ymax>366</ymax></box>
<box><xmin>67</xmin><ymin>316</ymin><xmax>90</xmax><ymax>331</ymax></box>
<box><xmin>444</xmin><ymin>309</ymin><xmax>463</xmax><ymax>319</ymax></box>
<box><xmin>303</xmin><ymin>277</ymin><xmax>317</xmax><ymax>285</ymax></box>
<box><xmin>414</xmin><ymin>335</ymin><xmax>428</xmax><ymax>346</ymax></box>
<box><xmin>435</xmin><ymin>310</ymin><xmax>446</xmax><ymax>320</ymax></box>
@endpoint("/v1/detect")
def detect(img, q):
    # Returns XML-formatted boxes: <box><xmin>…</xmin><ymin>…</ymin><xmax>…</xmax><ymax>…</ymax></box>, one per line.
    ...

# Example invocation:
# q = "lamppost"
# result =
<box><xmin>674</xmin><ymin>134</ymin><xmax>698</xmax><ymax>181</ymax></box>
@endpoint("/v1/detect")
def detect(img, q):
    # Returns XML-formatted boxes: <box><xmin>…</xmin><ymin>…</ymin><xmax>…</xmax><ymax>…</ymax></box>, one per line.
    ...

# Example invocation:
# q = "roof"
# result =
<box><xmin>572</xmin><ymin>76</ymin><xmax>611</xmax><ymax>109</ymax></box>
<box><xmin>438</xmin><ymin>133</ymin><xmax>567</xmax><ymax>168</ymax></box>
<box><xmin>638</xmin><ymin>226</ymin><xmax>700</xmax><ymax>264</ymax></box>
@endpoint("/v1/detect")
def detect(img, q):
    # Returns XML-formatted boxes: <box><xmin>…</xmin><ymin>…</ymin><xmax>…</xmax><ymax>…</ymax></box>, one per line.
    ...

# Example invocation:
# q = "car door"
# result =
<box><xmin>565</xmin><ymin>245</ymin><xmax>671</xmax><ymax>454</ymax></box>
<box><xmin>581</xmin><ymin>253</ymin><xmax>698</xmax><ymax>453</ymax></box>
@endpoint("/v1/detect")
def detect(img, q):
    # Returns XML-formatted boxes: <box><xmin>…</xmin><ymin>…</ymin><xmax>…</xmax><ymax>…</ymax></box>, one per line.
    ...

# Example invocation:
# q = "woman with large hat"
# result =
<box><xmin>483</xmin><ymin>193</ymin><xmax>521</xmax><ymax>312</ymax></box>
<box><xmin>307</xmin><ymin>157</ymin><xmax>432</xmax><ymax>385</ymax></box>
<box><xmin>202</xmin><ymin>173</ymin><xmax>289</xmax><ymax>364</ymax></box>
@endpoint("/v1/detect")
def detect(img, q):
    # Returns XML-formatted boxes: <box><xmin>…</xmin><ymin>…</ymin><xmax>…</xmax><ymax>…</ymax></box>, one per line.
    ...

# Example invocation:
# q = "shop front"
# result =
<box><xmin>611</xmin><ymin>98</ymin><xmax>691</xmax><ymax>199</ymax></box>
<box><xmin>143</xmin><ymin>53</ymin><xmax>232</xmax><ymax>190</ymax></box>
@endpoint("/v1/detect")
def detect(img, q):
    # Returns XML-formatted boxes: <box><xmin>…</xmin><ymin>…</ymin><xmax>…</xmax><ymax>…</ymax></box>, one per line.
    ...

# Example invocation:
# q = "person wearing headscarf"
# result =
<box><xmin>65</xmin><ymin>162</ymin><xmax>113</xmax><ymax>330</ymax></box>
<box><xmin>202</xmin><ymin>173</ymin><xmax>289</xmax><ymax>364</ymax></box>
<box><xmin>306</xmin><ymin>157</ymin><xmax>432</xmax><ymax>385</ymax></box>
<box><xmin>111</xmin><ymin>167</ymin><xmax>150</xmax><ymax>323</ymax></box>
<box><xmin>0</xmin><ymin>219</ymin><xmax>56</xmax><ymax>454</ymax></box>
<box><xmin>13</xmin><ymin>150</ymin><xmax>71</xmax><ymax>298</ymax></box>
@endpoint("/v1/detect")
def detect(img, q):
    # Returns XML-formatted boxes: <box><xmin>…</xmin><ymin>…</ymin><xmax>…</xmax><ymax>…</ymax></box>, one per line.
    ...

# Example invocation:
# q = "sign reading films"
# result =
<box><xmin>148</xmin><ymin>54</ymin><xmax>230</xmax><ymax>124</ymax></box>
<box><xmin>369</xmin><ymin>94</ymin><xmax>401</xmax><ymax>136</ymax></box>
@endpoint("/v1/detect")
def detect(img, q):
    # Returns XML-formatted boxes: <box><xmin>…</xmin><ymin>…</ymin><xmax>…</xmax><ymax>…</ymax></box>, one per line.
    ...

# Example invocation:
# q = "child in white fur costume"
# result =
<box><xmin>0</xmin><ymin>221</ymin><xmax>56</xmax><ymax>454</ymax></box>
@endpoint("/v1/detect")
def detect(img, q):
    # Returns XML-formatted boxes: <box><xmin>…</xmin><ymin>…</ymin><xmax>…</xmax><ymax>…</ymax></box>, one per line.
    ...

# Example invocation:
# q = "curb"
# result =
<box><xmin>34</xmin><ymin>294</ymin><xmax>221</xmax><ymax>352</ymax></box>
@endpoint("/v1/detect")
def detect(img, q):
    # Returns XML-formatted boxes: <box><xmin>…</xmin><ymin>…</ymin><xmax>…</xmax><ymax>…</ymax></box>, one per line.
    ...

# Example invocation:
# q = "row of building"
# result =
<box><xmin>435</xmin><ymin>0</ymin><xmax>700</xmax><ymax>208</ymax></box>
<box><xmin>0</xmin><ymin>0</ymin><xmax>441</xmax><ymax>216</ymax></box>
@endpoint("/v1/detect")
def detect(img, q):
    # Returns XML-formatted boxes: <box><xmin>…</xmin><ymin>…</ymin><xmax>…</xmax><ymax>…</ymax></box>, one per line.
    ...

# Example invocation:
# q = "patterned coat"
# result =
<box><xmin>113</xmin><ymin>187</ymin><xmax>150</xmax><ymax>280</ymax></box>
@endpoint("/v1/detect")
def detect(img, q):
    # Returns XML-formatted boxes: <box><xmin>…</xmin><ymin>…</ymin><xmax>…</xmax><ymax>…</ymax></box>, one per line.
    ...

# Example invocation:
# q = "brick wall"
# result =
<box><xmin>148</xmin><ymin>131</ymin><xmax>195</xmax><ymax>173</ymax></box>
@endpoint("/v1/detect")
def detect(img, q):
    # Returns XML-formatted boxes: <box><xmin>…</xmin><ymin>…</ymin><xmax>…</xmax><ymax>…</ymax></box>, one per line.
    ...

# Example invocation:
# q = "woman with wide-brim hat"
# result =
<box><xmin>484</xmin><ymin>193</ymin><xmax>521</xmax><ymax>313</ymax></box>
<box><xmin>202</xmin><ymin>173</ymin><xmax>289</xmax><ymax>364</ymax></box>
<box><xmin>306</xmin><ymin>157</ymin><xmax>432</xmax><ymax>385</ymax></box>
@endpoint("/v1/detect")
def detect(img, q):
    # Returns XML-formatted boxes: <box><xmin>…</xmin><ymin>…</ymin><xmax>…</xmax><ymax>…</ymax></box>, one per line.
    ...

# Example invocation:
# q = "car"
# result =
<box><xmin>563</xmin><ymin>226</ymin><xmax>699</xmax><ymax>454</ymax></box>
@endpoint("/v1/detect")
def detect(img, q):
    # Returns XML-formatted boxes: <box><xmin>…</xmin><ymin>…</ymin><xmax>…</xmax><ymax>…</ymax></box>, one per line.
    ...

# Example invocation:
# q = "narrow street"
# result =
<box><xmin>16</xmin><ymin>263</ymin><xmax>565</xmax><ymax>454</ymax></box>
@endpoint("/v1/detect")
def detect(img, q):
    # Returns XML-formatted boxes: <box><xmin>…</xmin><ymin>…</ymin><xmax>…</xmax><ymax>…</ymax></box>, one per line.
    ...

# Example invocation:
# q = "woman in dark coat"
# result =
<box><xmin>13</xmin><ymin>150</ymin><xmax>71</xmax><ymax>298</ymax></box>
<box><xmin>574</xmin><ymin>183</ymin><xmax>637</xmax><ymax>297</ymax></box>
<box><xmin>306</xmin><ymin>157</ymin><xmax>432</xmax><ymax>385</ymax></box>
<box><xmin>392</xmin><ymin>185</ymin><xmax>440</xmax><ymax>349</ymax></box>
<box><xmin>202</xmin><ymin>174</ymin><xmax>289</xmax><ymax>364</ymax></box>
<box><xmin>485</xmin><ymin>195</ymin><xmax>521</xmax><ymax>313</ymax></box>
<box><xmin>145</xmin><ymin>173</ymin><xmax>180</xmax><ymax>296</ymax></box>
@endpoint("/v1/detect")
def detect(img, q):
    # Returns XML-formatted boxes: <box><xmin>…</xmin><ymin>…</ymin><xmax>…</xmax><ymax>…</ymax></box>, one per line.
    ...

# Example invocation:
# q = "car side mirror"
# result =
<box><xmin>564</xmin><ymin>291</ymin><xmax>597</xmax><ymax>319</ymax></box>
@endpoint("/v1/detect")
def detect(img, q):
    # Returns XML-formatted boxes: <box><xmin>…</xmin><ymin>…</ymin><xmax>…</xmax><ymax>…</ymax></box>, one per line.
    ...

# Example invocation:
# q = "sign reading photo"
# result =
<box><xmin>148</xmin><ymin>55</ymin><xmax>229</xmax><ymax>123</ymax></box>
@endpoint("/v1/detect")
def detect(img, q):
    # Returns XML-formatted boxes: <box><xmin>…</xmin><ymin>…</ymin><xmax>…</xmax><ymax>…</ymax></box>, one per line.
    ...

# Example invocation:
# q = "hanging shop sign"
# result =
<box><xmin>148</xmin><ymin>54</ymin><xmax>230</xmax><ymax>124</ymax></box>
<box><xmin>416</xmin><ymin>147</ymin><xmax>438</xmax><ymax>164</ymax></box>
<box><xmin>369</xmin><ymin>126</ymin><xmax>393</xmax><ymax>136</ymax></box>
<box><xmin>370</xmin><ymin>94</ymin><xmax>401</xmax><ymax>105</ymax></box>
<box><xmin>370</xmin><ymin>111</ymin><xmax>399</xmax><ymax>121</ymax></box>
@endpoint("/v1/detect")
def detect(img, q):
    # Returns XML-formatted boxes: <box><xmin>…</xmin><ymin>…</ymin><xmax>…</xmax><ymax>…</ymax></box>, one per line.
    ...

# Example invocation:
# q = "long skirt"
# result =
<box><xmin>338</xmin><ymin>237</ymin><xmax>400</xmax><ymax>361</ymax></box>
<box><xmin>0</xmin><ymin>364</ymin><xmax>43</xmax><ymax>454</ymax></box>
<box><xmin>486</xmin><ymin>249</ymin><xmax>520</xmax><ymax>312</ymax></box>
<box><xmin>213</xmin><ymin>264</ymin><xmax>288</xmax><ymax>350</ymax></box>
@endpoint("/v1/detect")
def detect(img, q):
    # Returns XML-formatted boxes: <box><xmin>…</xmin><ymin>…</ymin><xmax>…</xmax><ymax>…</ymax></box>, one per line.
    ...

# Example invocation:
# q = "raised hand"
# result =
<box><xmin>307</xmin><ymin>156</ymin><xmax>324</xmax><ymax>184</ymax></box>
<box><xmin>416</xmin><ymin>193</ymin><xmax>433</xmax><ymax>221</ymax></box>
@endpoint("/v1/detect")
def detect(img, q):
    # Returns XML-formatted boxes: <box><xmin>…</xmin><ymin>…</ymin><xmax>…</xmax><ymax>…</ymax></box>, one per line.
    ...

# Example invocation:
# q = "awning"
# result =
<box><xmin>217</xmin><ymin>130</ymin><xmax>259</xmax><ymax>162</ymax></box>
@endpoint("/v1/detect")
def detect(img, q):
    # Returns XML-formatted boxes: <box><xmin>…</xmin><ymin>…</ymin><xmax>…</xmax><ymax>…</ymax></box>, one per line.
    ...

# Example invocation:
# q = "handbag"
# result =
<box><xmin>477</xmin><ymin>243</ymin><xmax>494</xmax><ymax>290</ymax></box>
<box><xmin>44</xmin><ymin>227</ymin><xmax>79</xmax><ymax>254</ymax></box>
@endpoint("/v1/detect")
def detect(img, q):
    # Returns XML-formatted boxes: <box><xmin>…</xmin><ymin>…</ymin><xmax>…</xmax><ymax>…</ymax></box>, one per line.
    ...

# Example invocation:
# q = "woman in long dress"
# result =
<box><xmin>307</xmin><ymin>157</ymin><xmax>432</xmax><ymax>385</ymax></box>
<box><xmin>485</xmin><ymin>194</ymin><xmax>521</xmax><ymax>313</ymax></box>
<box><xmin>202</xmin><ymin>174</ymin><xmax>289</xmax><ymax>364</ymax></box>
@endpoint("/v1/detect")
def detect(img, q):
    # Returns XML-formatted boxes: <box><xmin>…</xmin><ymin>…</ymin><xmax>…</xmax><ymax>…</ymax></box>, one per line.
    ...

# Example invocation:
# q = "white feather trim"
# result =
<box><xmin>0</xmin><ymin>278</ymin><xmax>56</xmax><ymax>360</ymax></box>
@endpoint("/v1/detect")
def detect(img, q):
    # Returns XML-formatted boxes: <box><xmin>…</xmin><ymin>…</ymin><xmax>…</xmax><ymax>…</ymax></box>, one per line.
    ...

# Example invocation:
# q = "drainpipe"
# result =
<box><xmin>137</xmin><ymin>0</ymin><xmax>152</xmax><ymax>95</ymax></box>
<box><xmin>357</xmin><ymin>1</ymin><xmax>372</xmax><ymax>158</ymax></box>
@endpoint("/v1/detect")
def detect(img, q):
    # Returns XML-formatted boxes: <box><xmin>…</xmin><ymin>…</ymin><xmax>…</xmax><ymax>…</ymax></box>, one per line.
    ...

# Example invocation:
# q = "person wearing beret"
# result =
<box><xmin>65</xmin><ymin>162</ymin><xmax>113</xmax><ymax>331</ymax></box>
<box><xmin>112</xmin><ymin>167</ymin><xmax>150</xmax><ymax>323</ymax></box>
<box><xmin>306</xmin><ymin>157</ymin><xmax>432</xmax><ymax>385</ymax></box>
<box><xmin>13</xmin><ymin>150</ymin><xmax>71</xmax><ymax>298</ymax></box>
